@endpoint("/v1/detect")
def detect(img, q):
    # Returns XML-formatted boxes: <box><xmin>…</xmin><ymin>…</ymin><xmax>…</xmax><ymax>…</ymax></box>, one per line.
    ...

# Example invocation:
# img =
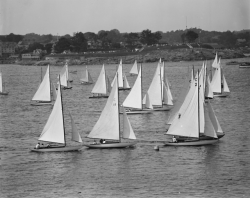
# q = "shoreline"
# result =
<box><xmin>1</xmin><ymin>48</ymin><xmax>248</xmax><ymax>66</ymax></box>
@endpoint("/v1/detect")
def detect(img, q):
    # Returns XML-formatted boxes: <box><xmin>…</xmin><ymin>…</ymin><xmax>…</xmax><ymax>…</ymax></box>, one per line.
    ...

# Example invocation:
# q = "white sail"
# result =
<box><xmin>111</xmin><ymin>60</ymin><xmax>124</xmax><ymax>88</ymax></box>
<box><xmin>88</xmin><ymin>75</ymin><xmax>119</xmax><ymax>140</ymax></box>
<box><xmin>204</xmin><ymin>105</ymin><xmax>218</xmax><ymax>138</ymax></box>
<box><xmin>207</xmin><ymin>101</ymin><xmax>223</xmax><ymax>133</ymax></box>
<box><xmin>91</xmin><ymin>65</ymin><xmax>107</xmax><ymax>95</ymax></box>
<box><xmin>38</xmin><ymin>82</ymin><xmax>65</xmax><ymax>144</ymax></box>
<box><xmin>122</xmin><ymin>107</ymin><xmax>136</xmax><ymax>139</ymax></box>
<box><xmin>69</xmin><ymin>112</ymin><xmax>83</xmax><ymax>143</ymax></box>
<box><xmin>123</xmin><ymin>75</ymin><xmax>130</xmax><ymax>88</ymax></box>
<box><xmin>32</xmin><ymin>65</ymin><xmax>51</xmax><ymax>101</ymax></box>
<box><xmin>0</xmin><ymin>72</ymin><xmax>3</xmax><ymax>92</ymax></box>
<box><xmin>199</xmin><ymin>68</ymin><xmax>205</xmax><ymax>134</ymax></box>
<box><xmin>211</xmin><ymin>67</ymin><xmax>221</xmax><ymax>93</ymax></box>
<box><xmin>167</xmin><ymin>74</ymin><xmax>190</xmax><ymax>125</ymax></box>
<box><xmin>222</xmin><ymin>75</ymin><xmax>230</xmax><ymax>92</ymax></box>
<box><xmin>129</xmin><ymin>60</ymin><xmax>138</xmax><ymax>75</ymax></box>
<box><xmin>145</xmin><ymin>92</ymin><xmax>153</xmax><ymax>109</ymax></box>
<box><xmin>205</xmin><ymin>75</ymin><xmax>213</xmax><ymax>98</ymax></box>
<box><xmin>143</xmin><ymin>63</ymin><xmax>162</xmax><ymax>106</ymax></box>
<box><xmin>80</xmin><ymin>67</ymin><xmax>93</xmax><ymax>83</ymax></box>
<box><xmin>212</xmin><ymin>53</ymin><xmax>219</xmax><ymax>68</ymax></box>
<box><xmin>123</xmin><ymin>65</ymin><xmax>142</xmax><ymax>109</ymax></box>
<box><xmin>163</xmin><ymin>82</ymin><xmax>173</xmax><ymax>106</ymax></box>
<box><xmin>167</xmin><ymin>81</ymin><xmax>200</xmax><ymax>138</ymax></box>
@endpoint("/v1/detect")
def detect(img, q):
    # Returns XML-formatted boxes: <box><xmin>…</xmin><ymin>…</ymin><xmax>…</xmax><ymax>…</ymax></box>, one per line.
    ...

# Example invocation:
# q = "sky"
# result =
<box><xmin>0</xmin><ymin>0</ymin><xmax>249</xmax><ymax>36</ymax></box>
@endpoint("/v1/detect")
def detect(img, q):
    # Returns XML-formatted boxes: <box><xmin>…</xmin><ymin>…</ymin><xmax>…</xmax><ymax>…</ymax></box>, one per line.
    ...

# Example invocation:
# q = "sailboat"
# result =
<box><xmin>122</xmin><ymin>64</ymin><xmax>152</xmax><ymax>114</ymax></box>
<box><xmin>80</xmin><ymin>66</ymin><xmax>94</xmax><ymax>84</ymax></box>
<box><xmin>111</xmin><ymin>60</ymin><xmax>131</xmax><ymax>91</ymax></box>
<box><xmin>89</xmin><ymin>64</ymin><xmax>111</xmax><ymax>98</ymax></box>
<box><xmin>164</xmin><ymin>69</ymin><xmax>220</xmax><ymax>146</ymax></box>
<box><xmin>31</xmin><ymin>78</ymin><xmax>83</xmax><ymax>152</ymax></box>
<box><xmin>129</xmin><ymin>60</ymin><xmax>139</xmax><ymax>76</ymax></box>
<box><xmin>31</xmin><ymin>65</ymin><xmax>54</xmax><ymax>106</ymax></box>
<box><xmin>210</xmin><ymin>55</ymin><xmax>230</xmax><ymax>97</ymax></box>
<box><xmin>142</xmin><ymin>61</ymin><xmax>173</xmax><ymax>111</ymax></box>
<box><xmin>58</xmin><ymin>63</ymin><xmax>72</xmax><ymax>89</ymax></box>
<box><xmin>0</xmin><ymin>70</ymin><xmax>9</xmax><ymax>95</ymax></box>
<box><xmin>85</xmin><ymin>75</ymin><xmax>137</xmax><ymax>149</ymax></box>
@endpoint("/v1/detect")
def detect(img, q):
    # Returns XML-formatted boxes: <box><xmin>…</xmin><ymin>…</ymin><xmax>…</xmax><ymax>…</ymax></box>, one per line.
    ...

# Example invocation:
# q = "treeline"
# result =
<box><xmin>1</xmin><ymin>28</ymin><xmax>250</xmax><ymax>54</ymax></box>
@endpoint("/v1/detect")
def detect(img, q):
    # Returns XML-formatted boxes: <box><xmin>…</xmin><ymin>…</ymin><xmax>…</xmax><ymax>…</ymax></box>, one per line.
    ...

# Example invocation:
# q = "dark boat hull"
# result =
<box><xmin>119</xmin><ymin>87</ymin><xmax>131</xmax><ymax>91</ymax></box>
<box><xmin>85</xmin><ymin>142</ymin><xmax>136</xmax><ymax>149</ymax></box>
<box><xmin>31</xmin><ymin>145</ymin><xmax>82</xmax><ymax>152</ymax></box>
<box><xmin>0</xmin><ymin>91</ymin><xmax>9</xmax><ymax>95</ymax></box>
<box><xmin>89</xmin><ymin>95</ymin><xmax>109</xmax><ymax>98</ymax></box>
<box><xmin>164</xmin><ymin>139</ymin><xmax>219</xmax><ymax>146</ymax></box>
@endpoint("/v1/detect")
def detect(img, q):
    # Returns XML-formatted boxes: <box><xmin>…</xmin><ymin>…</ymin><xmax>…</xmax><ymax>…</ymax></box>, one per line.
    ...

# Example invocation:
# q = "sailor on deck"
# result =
<box><xmin>35</xmin><ymin>143</ymin><xmax>40</xmax><ymax>149</ymax></box>
<box><xmin>172</xmin><ymin>136</ymin><xmax>177</xmax><ymax>143</ymax></box>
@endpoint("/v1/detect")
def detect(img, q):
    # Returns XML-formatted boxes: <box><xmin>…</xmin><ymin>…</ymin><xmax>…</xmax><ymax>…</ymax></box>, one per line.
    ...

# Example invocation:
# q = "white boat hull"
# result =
<box><xmin>164</xmin><ymin>139</ymin><xmax>219</xmax><ymax>146</ymax></box>
<box><xmin>85</xmin><ymin>142</ymin><xmax>136</xmax><ymax>149</ymax></box>
<box><xmin>31</xmin><ymin>145</ymin><xmax>82</xmax><ymax>152</ymax></box>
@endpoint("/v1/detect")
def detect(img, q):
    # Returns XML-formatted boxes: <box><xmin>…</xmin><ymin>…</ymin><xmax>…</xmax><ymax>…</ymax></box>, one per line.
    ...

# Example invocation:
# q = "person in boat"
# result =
<box><xmin>46</xmin><ymin>144</ymin><xmax>51</xmax><ymax>148</ymax></box>
<box><xmin>35</xmin><ymin>143</ymin><xmax>40</xmax><ymax>149</ymax></box>
<box><xmin>100</xmin><ymin>139</ymin><xmax>106</xmax><ymax>144</ymax></box>
<box><xmin>172</xmin><ymin>136</ymin><xmax>177</xmax><ymax>143</ymax></box>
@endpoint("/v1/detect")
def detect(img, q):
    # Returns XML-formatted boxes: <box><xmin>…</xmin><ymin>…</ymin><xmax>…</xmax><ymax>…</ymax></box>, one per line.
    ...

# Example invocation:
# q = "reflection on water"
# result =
<box><xmin>0</xmin><ymin>57</ymin><xmax>250</xmax><ymax>197</ymax></box>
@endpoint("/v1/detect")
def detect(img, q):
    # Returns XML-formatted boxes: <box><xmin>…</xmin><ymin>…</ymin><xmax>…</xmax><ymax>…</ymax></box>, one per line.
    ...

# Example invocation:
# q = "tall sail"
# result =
<box><xmin>122</xmin><ymin>107</ymin><xmax>136</xmax><ymax>139</ymax></box>
<box><xmin>111</xmin><ymin>60</ymin><xmax>124</xmax><ymax>88</ymax></box>
<box><xmin>69</xmin><ymin>112</ymin><xmax>83</xmax><ymax>143</ymax></box>
<box><xmin>205</xmin><ymin>75</ymin><xmax>213</xmax><ymax>99</ymax></box>
<box><xmin>91</xmin><ymin>65</ymin><xmax>107</xmax><ymax>95</ymax></box>
<box><xmin>129</xmin><ymin>60</ymin><xmax>138</xmax><ymax>75</ymax></box>
<box><xmin>166</xmin><ymin>80</ymin><xmax>200</xmax><ymax>138</ymax></box>
<box><xmin>32</xmin><ymin>65</ymin><xmax>51</xmax><ymax>101</ymax></box>
<box><xmin>204</xmin><ymin>105</ymin><xmax>218</xmax><ymax>138</ymax></box>
<box><xmin>163</xmin><ymin>82</ymin><xmax>173</xmax><ymax>106</ymax></box>
<box><xmin>207</xmin><ymin>101</ymin><xmax>223</xmax><ymax>133</ymax></box>
<box><xmin>123</xmin><ymin>65</ymin><xmax>142</xmax><ymax>109</ymax></box>
<box><xmin>88</xmin><ymin>76</ymin><xmax>119</xmax><ymax>140</ymax></box>
<box><xmin>38</xmin><ymin>82</ymin><xmax>65</xmax><ymax>144</ymax></box>
<box><xmin>0</xmin><ymin>72</ymin><xmax>3</xmax><ymax>92</ymax></box>
<box><xmin>212</xmin><ymin>53</ymin><xmax>219</xmax><ymax>68</ymax></box>
<box><xmin>143</xmin><ymin>63</ymin><xmax>162</xmax><ymax>106</ymax></box>
<box><xmin>211</xmin><ymin>67</ymin><xmax>221</xmax><ymax>93</ymax></box>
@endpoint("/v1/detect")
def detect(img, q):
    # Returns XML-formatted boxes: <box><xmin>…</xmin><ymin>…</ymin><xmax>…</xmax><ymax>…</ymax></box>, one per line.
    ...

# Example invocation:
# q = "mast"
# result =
<box><xmin>49</xmin><ymin>65</ymin><xmax>51</xmax><ymax>102</ymax></box>
<box><xmin>159</xmin><ymin>63</ymin><xmax>163</xmax><ymax>108</ymax></box>
<box><xmin>197</xmin><ymin>69</ymin><xmax>200</xmax><ymax>139</ymax></box>
<box><xmin>41</xmin><ymin>67</ymin><xmax>42</xmax><ymax>82</ymax></box>
<box><xmin>59</xmin><ymin>76</ymin><xmax>66</xmax><ymax>147</ymax></box>
<box><xmin>117</xmin><ymin>72</ymin><xmax>121</xmax><ymax>143</ymax></box>
<box><xmin>141</xmin><ymin>64</ymin><xmax>143</xmax><ymax>110</ymax></box>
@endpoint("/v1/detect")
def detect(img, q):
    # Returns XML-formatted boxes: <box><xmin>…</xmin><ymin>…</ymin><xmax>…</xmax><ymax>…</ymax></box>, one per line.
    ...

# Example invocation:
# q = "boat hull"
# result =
<box><xmin>164</xmin><ymin>139</ymin><xmax>219</xmax><ymax>146</ymax></box>
<box><xmin>119</xmin><ymin>87</ymin><xmax>131</xmax><ymax>91</ymax></box>
<box><xmin>30</xmin><ymin>102</ymin><xmax>53</xmax><ymax>106</ymax></box>
<box><xmin>0</xmin><ymin>92</ymin><xmax>9</xmax><ymax>95</ymax></box>
<box><xmin>89</xmin><ymin>95</ymin><xmax>109</xmax><ymax>98</ymax></box>
<box><xmin>213</xmin><ymin>93</ymin><xmax>228</xmax><ymax>97</ymax></box>
<box><xmin>31</xmin><ymin>145</ymin><xmax>82</xmax><ymax>152</ymax></box>
<box><xmin>85</xmin><ymin>142</ymin><xmax>136</xmax><ymax>149</ymax></box>
<box><xmin>176</xmin><ymin>133</ymin><xmax>225</xmax><ymax>141</ymax></box>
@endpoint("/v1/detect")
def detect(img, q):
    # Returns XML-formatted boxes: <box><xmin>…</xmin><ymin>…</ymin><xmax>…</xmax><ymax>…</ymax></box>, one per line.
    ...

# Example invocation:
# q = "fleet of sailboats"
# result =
<box><xmin>85</xmin><ymin>75</ymin><xmax>137</xmax><ymax>149</ymax></box>
<box><xmin>89</xmin><ymin>64</ymin><xmax>111</xmax><ymax>98</ymax></box>
<box><xmin>165</xmin><ymin>64</ymin><xmax>223</xmax><ymax>146</ymax></box>
<box><xmin>31</xmin><ymin>65</ymin><xmax>54</xmax><ymax>106</ymax></box>
<box><xmin>31</xmin><ymin>78</ymin><xmax>83</xmax><ymax>152</ymax></box>
<box><xmin>27</xmin><ymin>55</ymin><xmax>228</xmax><ymax>151</ymax></box>
<box><xmin>0</xmin><ymin>70</ymin><xmax>8</xmax><ymax>95</ymax></box>
<box><xmin>79</xmin><ymin>66</ymin><xmax>94</xmax><ymax>84</ymax></box>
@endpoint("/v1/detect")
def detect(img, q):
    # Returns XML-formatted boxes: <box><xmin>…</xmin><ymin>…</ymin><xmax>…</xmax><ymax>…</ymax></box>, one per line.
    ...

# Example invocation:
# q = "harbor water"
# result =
<box><xmin>0</xmin><ymin>58</ymin><xmax>250</xmax><ymax>198</ymax></box>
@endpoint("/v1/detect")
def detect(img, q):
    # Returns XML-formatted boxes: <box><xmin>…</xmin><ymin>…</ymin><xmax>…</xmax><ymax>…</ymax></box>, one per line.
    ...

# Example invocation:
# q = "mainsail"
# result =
<box><xmin>88</xmin><ymin>75</ymin><xmax>120</xmax><ymax>140</ymax></box>
<box><xmin>91</xmin><ymin>65</ymin><xmax>108</xmax><ymax>95</ymax></box>
<box><xmin>129</xmin><ymin>60</ymin><xmax>139</xmax><ymax>75</ymax></box>
<box><xmin>38</xmin><ymin>82</ymin><xmax>65</xmax><ymax>144</ymax></box>
<box><xmin>32</xmin><ymin>65</ymin><xmax>51</xmax><ymax>102</ymax></box>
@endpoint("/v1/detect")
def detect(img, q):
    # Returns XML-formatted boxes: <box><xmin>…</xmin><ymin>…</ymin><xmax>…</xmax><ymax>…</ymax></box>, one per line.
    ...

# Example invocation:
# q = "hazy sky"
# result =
<box><xmin>1</xmin><ymin>0</ymin><xmax>249</xmax><ymax>35</ymax></box>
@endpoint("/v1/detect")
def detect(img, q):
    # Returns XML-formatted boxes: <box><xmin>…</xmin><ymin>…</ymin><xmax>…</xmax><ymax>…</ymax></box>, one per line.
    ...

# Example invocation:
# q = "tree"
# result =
<box><xmin>123</xmin><ymin>32</ymin><xmax>140</xmax><ymax>45</ymax></box>
<box><xmin>182</xmin><ymin>30</ymin><xmax>199</xmax><ymax>43</ymax></box>
<box><xmin>140</xmin><ymin>29</ymin><xmax>162</xmax><ymax>45</ymax></box>
<box><xmin>71</xmin><ymin>32</ymin><xmax>87</xmax><ymax>52</ymax></box>
<box><xmin>54</xmin><ymin>37</ymin><xmax>72</xmax><ymax>53</ymax></box>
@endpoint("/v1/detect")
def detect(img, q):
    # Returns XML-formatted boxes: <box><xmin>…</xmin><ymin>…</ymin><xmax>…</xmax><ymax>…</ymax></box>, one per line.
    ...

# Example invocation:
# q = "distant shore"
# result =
<box><xmin>2</xmin><ymin>48</ymin><xmax>249</xmax><ymax>66</ymax></box>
